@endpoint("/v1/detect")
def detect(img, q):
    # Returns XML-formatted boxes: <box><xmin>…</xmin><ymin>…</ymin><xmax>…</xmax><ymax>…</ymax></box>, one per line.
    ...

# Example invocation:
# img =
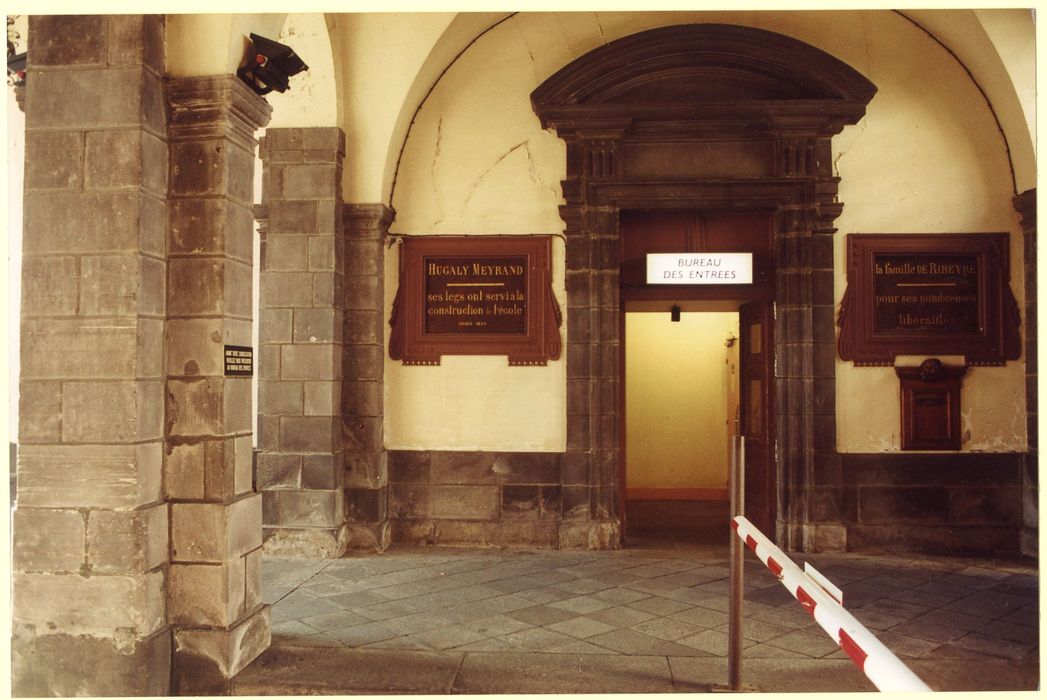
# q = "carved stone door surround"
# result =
<box><xmin>531</xmin><ymin>24</ymin><xmax>877</xmax><ymax>550</ymax></box>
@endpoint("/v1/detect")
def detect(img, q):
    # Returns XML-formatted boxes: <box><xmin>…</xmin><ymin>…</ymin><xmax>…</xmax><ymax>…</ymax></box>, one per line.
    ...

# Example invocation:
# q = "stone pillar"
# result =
<box><xmin>344</xmin><ymin>203</ymin><xmax>394</xmax><ymax>550</ymax></box>
<box><xmin>775</xmin><ymin>137</ymin><xmax>845</xmax><ymax>554</ymax></box>
<box><xmin>257</xmin><ymin>128</ymin><xmax>349</xmax><ymax>557</ymax></box>
<box><xmin>166</xmin><ymin>75</ymin><xmax>271</xmax><ymax>694</ymax></box>
<box><xmin>1014</xmin><ymin>188</ymin><xmax>1037</xmax><ymax>558</ymax></box>
<box><xmin>13</xmin><ymin>15</ymin><xmax>171</xmax><ymax>696</ymax></box>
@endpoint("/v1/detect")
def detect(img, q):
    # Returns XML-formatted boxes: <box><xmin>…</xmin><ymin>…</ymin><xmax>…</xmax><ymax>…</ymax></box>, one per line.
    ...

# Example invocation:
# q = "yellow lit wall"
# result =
<box><xmin>625</xmin><ymin>312</ymin><xmax>738</xmax><ymax>491</ymax></box>
<box><xmin>386</xmin><ymin>11</ymin><xmax>1029</xmax><ymax>454</ymax></box>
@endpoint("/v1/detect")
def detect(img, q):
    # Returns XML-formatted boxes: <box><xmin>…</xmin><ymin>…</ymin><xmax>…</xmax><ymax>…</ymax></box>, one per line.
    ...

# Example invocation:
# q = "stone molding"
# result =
<box><xmin>167</xmin><ymin>74</ymin><xmax>273</xmax><ymax>150</ymax></box>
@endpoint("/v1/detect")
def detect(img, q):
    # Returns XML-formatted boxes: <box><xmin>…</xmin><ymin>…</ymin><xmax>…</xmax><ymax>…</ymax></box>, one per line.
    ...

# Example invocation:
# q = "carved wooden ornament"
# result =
<box><xmin>389</xmin><ymin>235</ymin><xmax>563</xmax><ymax>366</ymax></box>
<box><xmin>838</xmin><ymin>234</ymin><xmax>1021</xmax><ymax>366</ymax></box>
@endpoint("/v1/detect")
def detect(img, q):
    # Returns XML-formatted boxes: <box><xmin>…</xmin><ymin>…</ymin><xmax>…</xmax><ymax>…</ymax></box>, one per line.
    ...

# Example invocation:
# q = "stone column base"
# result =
<box><xmin>13</xmin><ymin>625</ymin><xmax>171</xmax><ymax>697</ymax></box>
<box><xmin>262</xmin><ymin>525</ymin><xmax>349</xmax><ymax>558</ymax></box>
<box><xmin>346</xmin><ymin>520</ymin><xmax>391</xmax><ymax>552</ymax></box>
<box><xmin>173</xmin><ymin>605</ymin><xmax>271</xmax><ymax>695</ymax></box>
<box><xmin>558</xmin><ymin>520</ymin><xmax>621</xmax><ymax>549</ymax></box>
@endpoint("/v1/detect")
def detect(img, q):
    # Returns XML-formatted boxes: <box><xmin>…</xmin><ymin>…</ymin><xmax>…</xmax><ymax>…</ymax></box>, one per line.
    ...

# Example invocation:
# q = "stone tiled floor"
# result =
<box><xmin>245</xmin><ymin>541</ymin><xmax>1039</xmax><ymax>693</ymax></box>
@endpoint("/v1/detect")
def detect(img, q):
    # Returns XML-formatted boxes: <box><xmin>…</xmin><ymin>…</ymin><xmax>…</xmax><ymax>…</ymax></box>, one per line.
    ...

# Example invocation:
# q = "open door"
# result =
<box><xmin>739</xmin><ymin>300</ymin><xmax>776</xmax><ymax>540</ymax></box>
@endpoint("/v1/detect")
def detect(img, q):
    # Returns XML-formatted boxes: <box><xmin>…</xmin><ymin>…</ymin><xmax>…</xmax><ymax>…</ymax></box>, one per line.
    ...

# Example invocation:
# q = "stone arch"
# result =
<box><xmin>531</xmin><ymin>23</ymin><xmax>877</xmax><ymax>550</ymax></box>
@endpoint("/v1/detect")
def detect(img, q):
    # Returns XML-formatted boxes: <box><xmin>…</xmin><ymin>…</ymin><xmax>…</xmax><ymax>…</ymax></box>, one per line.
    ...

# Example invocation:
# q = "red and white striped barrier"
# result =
<box><xmin>731</xmin><ymin>516</ymin><xmax>931</xmax><ymax>692</ymax></box>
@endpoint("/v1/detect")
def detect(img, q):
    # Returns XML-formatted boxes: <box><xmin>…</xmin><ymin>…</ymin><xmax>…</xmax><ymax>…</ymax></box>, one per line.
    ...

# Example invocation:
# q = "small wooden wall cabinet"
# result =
<box><xmin>895</xmin><ymin>359</ymin><xmax>967</xmax><ymax>450</ymax></box>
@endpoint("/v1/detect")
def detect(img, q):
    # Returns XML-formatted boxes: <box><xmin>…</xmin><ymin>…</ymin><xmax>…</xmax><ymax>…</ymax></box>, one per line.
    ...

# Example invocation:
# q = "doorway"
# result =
<box><xmin>623</xmin><ymin>307</ymin><xmax>740</xmax><ymax>544</ymax></box>
<box><xmin>619</xmin><ymin>210</ymin><xmax>777</xmax><ymax>545</ymax></box>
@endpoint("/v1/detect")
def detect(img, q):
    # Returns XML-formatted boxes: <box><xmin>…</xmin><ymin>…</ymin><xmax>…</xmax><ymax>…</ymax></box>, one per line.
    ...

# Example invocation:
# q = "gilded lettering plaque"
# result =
<box><xmin>389</xmin><ymin>236</ymin><xmax>562</xmax><ymax>365</ymax></box>
<box><xmin>838</xmin><ymin>234</ymin><xmax>1021</xmax><ymax>366</ymax></box>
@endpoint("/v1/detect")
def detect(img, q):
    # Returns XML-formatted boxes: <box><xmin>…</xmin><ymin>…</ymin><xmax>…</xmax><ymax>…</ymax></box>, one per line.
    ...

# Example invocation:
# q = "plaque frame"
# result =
<box><xmin>838</xmin><ymin>233</ymin><xmax>1021</xmax><ymax>366</ymax></box>
<box><xmin>389</xmin><ymin>235</ymin><xmax>563</xmax><ymax>366</ymax></box>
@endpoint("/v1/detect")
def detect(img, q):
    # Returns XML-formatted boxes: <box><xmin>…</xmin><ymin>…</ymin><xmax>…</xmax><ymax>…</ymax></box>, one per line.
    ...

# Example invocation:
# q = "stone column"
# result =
<box><xmin>13</xmin><ymin>15</ymin><xmax>171</xmax><ymax>696</ymax></box>
<box><xmin>166</xmin><ymin>75</ymin><xmax>271</xmax><ymax>694</ymax></box>
<box><xmin>1014</xmin><ymin>188</ymin><xmax>1037</xmax><ymax>557</ymax></box>
<box><xmin>344</xmin><ymin>203</ymin><xmax>394</xmax><ymax>550</ymax></box>
<box><xmin>257</xmin><ymin>128</ymin><xmax>349</xmax><ymax>557</ymax></box>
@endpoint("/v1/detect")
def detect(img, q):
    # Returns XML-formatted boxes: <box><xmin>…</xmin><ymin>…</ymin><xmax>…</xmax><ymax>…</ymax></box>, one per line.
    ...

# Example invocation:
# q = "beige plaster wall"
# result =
<box><xmin>265</xmin><ymin>14</ymin><xmax>338</xmax><ymax>129</ymax></box>
<box><xmin>377</xmin><ymin>11</ymin><xmax>1027</xmax><ymax>454</ymax></box>
<box><xmin>625</xmin><ymin>313</ymin><xmax>737</xmax><ymax>491</ymax></box>
<box><xmin>166</xmin><ymin>14</ymin><xmax>286</xmax><ymax>77</ymax></box>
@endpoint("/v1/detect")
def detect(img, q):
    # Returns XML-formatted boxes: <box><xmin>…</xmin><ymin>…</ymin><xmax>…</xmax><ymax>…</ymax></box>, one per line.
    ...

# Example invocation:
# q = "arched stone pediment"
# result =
<box><xmin>532</xmin><ymin>24</ymin><xmax>877</xmax><ymax>131</ymax></box>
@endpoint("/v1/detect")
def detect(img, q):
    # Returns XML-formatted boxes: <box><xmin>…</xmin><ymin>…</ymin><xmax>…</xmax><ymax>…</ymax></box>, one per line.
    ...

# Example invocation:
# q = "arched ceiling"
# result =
<box><xmin>389</xmin><ymin>10</ymin><xmax>1035</xmax><ymax>200</ymax></box>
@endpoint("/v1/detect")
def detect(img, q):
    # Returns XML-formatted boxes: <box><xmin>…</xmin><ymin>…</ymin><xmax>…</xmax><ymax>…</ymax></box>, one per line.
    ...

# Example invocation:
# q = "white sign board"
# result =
<box><xmin>646</xmin><ymin>253</ymin><xmax>753</xmax><ymax>285</ymax></box>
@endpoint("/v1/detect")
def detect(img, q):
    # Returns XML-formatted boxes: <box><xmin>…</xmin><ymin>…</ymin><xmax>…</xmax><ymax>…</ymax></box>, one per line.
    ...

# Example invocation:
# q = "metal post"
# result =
<box><xmin>727</xmin><ymin>435</ymin><xmax>745</xmax><ymax>690</ymax></box>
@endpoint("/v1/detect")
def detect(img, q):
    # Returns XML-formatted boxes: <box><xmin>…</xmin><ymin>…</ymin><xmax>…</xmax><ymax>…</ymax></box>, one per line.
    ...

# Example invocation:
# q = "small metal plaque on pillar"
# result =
<box><xmin>895</xmin><ymin>359</ymin><xmax>966</xmax><ymax>451</ymax></box>
<box><xmin>389</xmin><ymin>235</ymin><xmax>562</xmax><ymax>366</ymax></box>
<box><xmin>224</xmin><ymin>345</ymin><xmax>253</xmax><ymax>376</ymax></box>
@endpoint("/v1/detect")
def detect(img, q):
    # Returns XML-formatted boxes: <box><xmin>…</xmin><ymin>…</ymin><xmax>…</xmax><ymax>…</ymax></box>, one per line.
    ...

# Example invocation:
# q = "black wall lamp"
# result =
<box><xmin>670</xmin><ymin>304</ymin><xmax>681</xmax><ymax>322</ymax></box>
<box><xmin>237</xmin><ymin>33</ymin><xmax>308</xmax><ymax>95</ymax></box>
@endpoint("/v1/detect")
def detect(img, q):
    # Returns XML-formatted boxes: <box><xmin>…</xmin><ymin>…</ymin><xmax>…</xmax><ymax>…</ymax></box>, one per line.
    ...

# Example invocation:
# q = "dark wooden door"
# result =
<box><xmin>738</xmin><ymin>300</ymin><xmax>776</xmax><ymax>540</ymax></box>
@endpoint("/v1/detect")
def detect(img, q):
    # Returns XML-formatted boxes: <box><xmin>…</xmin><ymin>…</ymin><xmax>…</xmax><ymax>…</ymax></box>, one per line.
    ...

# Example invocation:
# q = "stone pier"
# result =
<box><xmin>165</xmin><ymin>74</ymin><xmax>272</xmax><ymax>694</ymax></box>
<box><xmin>12</xmin><ymin>15</ymin><xmax>171</xmax><ymax>696</ymax></box>
<box><xmin>257</xmin><ymin>128</ymin><xmax>350</xmax><ymax>557</ymax></box>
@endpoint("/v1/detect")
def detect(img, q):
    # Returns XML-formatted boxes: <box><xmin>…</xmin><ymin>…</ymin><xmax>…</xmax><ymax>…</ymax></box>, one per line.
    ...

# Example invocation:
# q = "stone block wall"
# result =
<box><xmin>12</xmin><ymin>15</ymin><xmax>171</xmax><ymax>696</ymax></box>
<box><xmin>839</xmin><ymin>453</ymin><xmax>1024</xmax><ymax>554</ymax></box>
<box><xmin>389</xmin><ymin>451</ymin><xmax>562</xmax><ymax>546</ymax></box>
<box><xmin>257</xmin><ymin>128</ymin><xmax>349</xmax><ymax>557</ymax></box>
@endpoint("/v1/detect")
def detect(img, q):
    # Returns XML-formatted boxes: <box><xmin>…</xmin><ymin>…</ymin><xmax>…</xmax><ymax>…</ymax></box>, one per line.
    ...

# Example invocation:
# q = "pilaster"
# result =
<box><xmin>343</xmin><ymin>203</ymin><xmax>395</xmax><ymax>551</ymax></box>
<box><xmin>257</xmin><ymin>127</ymin><xmax>350</xmax><ymax>557</ymax></box>
<box><xmin>13</xmin><ymin>15</ymin><xmax>171</xmax><ymax>696</ymax></box>
<box><xmin>1014</xmin><ymin>188</ymin><xmax>1037</xmax><ymax>558</ymax></box>
<box><xmin>166</xmin><ymin>74</ymin><xmax>271</xmax><ymax>694</ymax></box>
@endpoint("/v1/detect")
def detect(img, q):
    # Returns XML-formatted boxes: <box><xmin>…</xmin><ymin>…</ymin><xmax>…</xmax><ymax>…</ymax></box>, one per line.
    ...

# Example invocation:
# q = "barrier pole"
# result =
<box><xmin>727</xmin><ymin>435</ymin><xmax>745</xmax><ymax>690</ymax></box>
<box><xmin>732</xmin><ymin>515</ymin><xmax>932</xmax><ymax>692</ymax></box>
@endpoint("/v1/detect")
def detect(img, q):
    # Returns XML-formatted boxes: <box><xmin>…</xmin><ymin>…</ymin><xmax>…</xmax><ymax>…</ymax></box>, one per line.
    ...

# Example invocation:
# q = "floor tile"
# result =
<box><xmin>942</xmin><ymin>592</ymin><xmax>1034</xmax><ymax>620</ymax></box>
<box><xmin>405</xmin><ymin>624</ymin><xmax>491</xmax><ymax>651</ymax></box>
<box><xmin>546</xmin><ymin>616</ymin><xmax>618</xmax><ymax>639</ymax></box>
<box><xmin>299</xmin><ymin>610</ymin><xmax>372</xmax><ymax>633</ymax></box>
<box><xmin>580</xmin><ymin>605</ymin><xmax>654</xmax><ymax>628</ymax></box>
<box><xmin>627</xmin><ymin>595</ymin><xmax>694</xmax><ymax>617</ymax></box>
<box><xmin>506</xmin><ymin>604</ymin><xmax>577</xmax><ymax>627</ymax></box>
<box><xmin>762</xmin><ymin>629</ymin><xmax>840</xmax><ymax>658</ymax></box>
<box><xmin>586</xmin><ymin>628</ymin><xmax>706</xmax><ymax>656</ymax></box>
<box><xmin>459</xmin><ymin>614</ymin><xmax>534</xmax><ymax>638</ymax></box>
<box><xmin>593</xmin><ymin>587</ymin><xmax>651</xmax><ymax>605</ymax></box>
<box><xmin>632</xmin><ymin>617</ymin><xmax>706</xmax><ymax>641</ymax></box>
<box><xmin>975</xmin><ymin>619</ymin><xmax>1040</xmax><ymax>645</ymax></box>
<box><xmin>352</xmin><ymin>599</ymin><xmax>421</xmax><ymax>621</ymax></box>
<box><xmin>546</xmin><ymin>640</ymin><xmax>620</xmax><ymax>654</ymax></box>
<box><xmin>498</xmin><ymin>627</ymin><xmax>579</xmax><ymax>651</ymax></box>
<box><xmin>888</xmin><ymin>620</ymin><xmax>967</xmax><ymax>644</ymax></box>
<box><xmin>669</xmin><ymin>606</ymin><xmax>731</xmax><ymax>629</ymax></box>
<box><xmin>325</xmin><ymin>621</ymin><xmax>402</xmax><ymax>647</ymax></box>
<box><xmin>549</xmin><ymin>595</ymin><xmax>616</xmax><ymax>614</ymax></box>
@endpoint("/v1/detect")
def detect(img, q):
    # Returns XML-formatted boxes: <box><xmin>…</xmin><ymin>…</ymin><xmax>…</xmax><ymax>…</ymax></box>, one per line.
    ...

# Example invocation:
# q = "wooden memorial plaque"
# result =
<box><xmin>838</xmin><ymin>234</ymin><xmax>1021</xmax><ymax>366</ymax></box>
<box><xmin>389</xmin><ymin>235</ymin><xmax>562</xmax><ymax>365</ymax></box>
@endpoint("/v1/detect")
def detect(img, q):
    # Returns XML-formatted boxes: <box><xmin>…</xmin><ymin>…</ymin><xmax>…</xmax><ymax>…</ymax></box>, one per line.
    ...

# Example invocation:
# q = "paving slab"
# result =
<box><xmin>452</xmin><ymin>652</ymin><xmax>676</xmax><ymax>694</ymax></box>
<box><xmin>232</xmin><ymin>646</ymin><xmax>464</xmax><ymax>695</ymax></box>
